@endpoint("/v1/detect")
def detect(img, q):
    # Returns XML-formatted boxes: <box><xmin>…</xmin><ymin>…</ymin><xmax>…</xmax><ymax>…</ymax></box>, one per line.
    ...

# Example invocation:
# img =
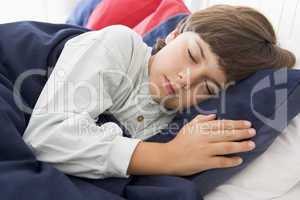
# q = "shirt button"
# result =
<box><xmin>137</xmin><ymin>115</ymin><xmax>144</xmax><ymax>122</ymax></box>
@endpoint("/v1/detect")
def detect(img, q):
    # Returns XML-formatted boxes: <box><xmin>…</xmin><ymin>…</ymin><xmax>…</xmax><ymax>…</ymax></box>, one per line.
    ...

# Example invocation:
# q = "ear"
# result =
<box><xmin>165</xmin><ymin>28</ymin><xmax>180</xmax><ymax>44</ymax></box>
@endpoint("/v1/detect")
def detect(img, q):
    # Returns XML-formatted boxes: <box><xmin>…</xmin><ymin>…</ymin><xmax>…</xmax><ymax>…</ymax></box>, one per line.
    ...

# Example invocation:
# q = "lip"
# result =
<box><xmin>163</xmin><ymin>75</ymin><xmax>176</xmax><ymax>95</ymax></box>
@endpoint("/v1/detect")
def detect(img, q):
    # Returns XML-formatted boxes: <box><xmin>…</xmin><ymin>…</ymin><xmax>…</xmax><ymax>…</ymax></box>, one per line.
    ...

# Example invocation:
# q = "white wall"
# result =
<box><xmin>0</xmin><ymin>0</ymin><xmax>79</xmax><ymax>23</ymax></box>
<box><xmin>186</xmin><ymin>0</ymin><xmax>300</xmax><ymax>66</ymax></box>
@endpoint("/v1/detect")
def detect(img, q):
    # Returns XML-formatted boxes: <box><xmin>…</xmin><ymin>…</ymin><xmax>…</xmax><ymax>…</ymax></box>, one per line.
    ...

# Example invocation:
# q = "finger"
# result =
<box><xmin>208</xmin><ymin>156</ymin><xmax>243</xmax><ymax>169</ymax></box>
<box><xmin>199</xmin><ymin>119</ymin><xmax>252</xmax><ymax>131</ymax></box>
<box><xmin>203</xmin><ymin>128</ymin><xmax>256</xmax><ymax>143</ymax></box>
<box><xmin>209</xmin><ymin>140</ymin><xmax>256</xmax><ymax>156</ymax></box>
<box><xmin>193</xmin><ymin>114</ymin><xmax>216</xmax><ymax>123</ymax></box>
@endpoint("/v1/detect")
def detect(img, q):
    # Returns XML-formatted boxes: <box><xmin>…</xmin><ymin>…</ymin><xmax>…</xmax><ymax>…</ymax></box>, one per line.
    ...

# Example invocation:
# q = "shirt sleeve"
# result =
<box><xmin>22</xmin><ymin>25</ymin><xmax>143</xmax><ymax>179</ymax></box>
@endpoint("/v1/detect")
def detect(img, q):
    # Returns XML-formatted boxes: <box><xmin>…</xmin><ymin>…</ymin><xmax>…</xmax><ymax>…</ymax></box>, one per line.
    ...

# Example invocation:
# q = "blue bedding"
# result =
<box><xmin>1</xmin><ymin>21</ymin><xmax>300</xmax><ymax>200</ymax></box>
<box><xmin>67</xmin><ymin>0</ymin><xmax>102</xmax><ymax>27</ymax></box>
<box><xmin>0</xmin><ymin>21</ymin><xmax>200</xmax><ymax>200</ymax></box>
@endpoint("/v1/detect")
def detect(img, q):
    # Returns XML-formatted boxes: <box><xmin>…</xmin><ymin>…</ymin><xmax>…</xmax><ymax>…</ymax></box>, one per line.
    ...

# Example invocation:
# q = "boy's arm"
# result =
<box><xmin>23</xmin><ymin>26</ymin><xmax>143</xmax><ymax>179</ymax></box>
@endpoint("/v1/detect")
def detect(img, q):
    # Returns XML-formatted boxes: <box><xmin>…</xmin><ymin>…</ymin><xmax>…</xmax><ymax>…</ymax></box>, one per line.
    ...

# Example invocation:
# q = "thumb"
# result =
<box><xmin>193</xmin><ymin>114</ymin><xmax>216</xmax><ymax>123</ymax></box>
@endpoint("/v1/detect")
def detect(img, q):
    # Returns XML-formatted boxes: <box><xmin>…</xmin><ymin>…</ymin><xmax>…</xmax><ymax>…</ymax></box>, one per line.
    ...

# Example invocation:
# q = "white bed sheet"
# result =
<box><xmin>204</xmin><ymin>114</ymin><xmax>300</xmax><ymax>200</ymax></box>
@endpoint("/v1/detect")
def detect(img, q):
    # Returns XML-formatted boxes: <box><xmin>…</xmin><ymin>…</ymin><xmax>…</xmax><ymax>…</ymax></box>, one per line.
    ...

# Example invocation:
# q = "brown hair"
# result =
<box><xmin>153</xmin><ymin>5</ymin><xmax>296</xmax><ymax>82</ymax></box>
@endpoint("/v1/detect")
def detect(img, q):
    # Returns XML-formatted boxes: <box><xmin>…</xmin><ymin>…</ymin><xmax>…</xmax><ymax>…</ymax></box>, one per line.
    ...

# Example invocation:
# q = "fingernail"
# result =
<box><xmin>249</xmin><ymin>129</ymin><xmax>256</xmax><ymax>136</ymax></box>
<box><xmin>248</xmin><ymin>141</ymin><xmax>256</xmax><ymax>148</ymax></box>
<box><xmin>244</xmin><ymin>121</ymin><xmax>252</xmax><ymax>127</ymax></box>
<box><xmin>237</xmin><ymin>158</ymin><xmax>243</xmax><ymax>165</ymax></box>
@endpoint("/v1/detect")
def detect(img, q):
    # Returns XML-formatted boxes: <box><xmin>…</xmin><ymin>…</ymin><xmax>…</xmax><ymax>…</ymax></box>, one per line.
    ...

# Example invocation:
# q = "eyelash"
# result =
<box><xmin>188</xmin><ymin>49</ymin><xmax>197</xmax><ymax>63</ymax></box>
<box><xmin>205</xmin><ymin>80</ymin><xmax>214</xmax><ymax>95</ymax></box>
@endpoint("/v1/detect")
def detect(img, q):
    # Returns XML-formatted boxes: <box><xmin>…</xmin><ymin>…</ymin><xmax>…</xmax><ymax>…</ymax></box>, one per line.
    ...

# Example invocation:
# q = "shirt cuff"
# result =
<box><xmin>107</xmin><ymin>135</ymin><xmax>141</xmax><ymax>178</ymax></box>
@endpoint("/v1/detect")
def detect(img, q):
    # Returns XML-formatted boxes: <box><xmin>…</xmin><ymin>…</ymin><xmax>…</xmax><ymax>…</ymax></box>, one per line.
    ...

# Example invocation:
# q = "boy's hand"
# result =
<box><xmin>165</xmin><ymin>114</ymin><xmax>256</xmax><ymax>176</ymax></box>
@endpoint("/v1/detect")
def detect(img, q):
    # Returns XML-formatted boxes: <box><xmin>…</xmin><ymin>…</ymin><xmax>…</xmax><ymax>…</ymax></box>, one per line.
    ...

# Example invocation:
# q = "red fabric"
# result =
<box><xmin>133</xmin><ymin>0</ymin><xmax>190</xmax><ymax>36</ymax></box>
<box><xmin>86</xmin><ymin>0</ymin><xmax>162</xmax><ymax>30</ymax></box>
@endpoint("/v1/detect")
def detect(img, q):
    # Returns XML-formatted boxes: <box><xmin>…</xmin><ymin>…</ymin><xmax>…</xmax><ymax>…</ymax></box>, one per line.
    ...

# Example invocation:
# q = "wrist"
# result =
<box><xmin>127</xmin><ymin>141</ymin><xmax>176</xmax><ymax>176</ymax></box>
<box><xmin>163</xmin><ymin>141</ymin><xmax>179</xmax><ymax>175</ymax></box>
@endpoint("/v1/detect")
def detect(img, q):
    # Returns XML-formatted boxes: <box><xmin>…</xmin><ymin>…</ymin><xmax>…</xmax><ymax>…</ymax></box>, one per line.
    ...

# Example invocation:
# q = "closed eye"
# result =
<box><xmin>188</xmin><ymin>49</ymin><xmax>197</xmax><ymax>63</ymax></box>
<box><xmin>205</xmin><ymin>80</ymin><xmax>214</xmax><ymax>95</ymax></box>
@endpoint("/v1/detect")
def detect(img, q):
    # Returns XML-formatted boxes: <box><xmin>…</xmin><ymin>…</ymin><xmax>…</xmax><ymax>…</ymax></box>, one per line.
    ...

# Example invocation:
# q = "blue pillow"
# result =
<box><xmin>66</xmin><ymin>0</ymin><xmax>102</xmax><ymax>27</ymax></box>
<box><xmin>143</xmin><ymin>13</ymin><xmax>188</xmax><ymax>49</ymax></box>
<box><xmin>146</xmin><ymin>68</ymin><xmax>300</xmax><ymax>195</ymax></box>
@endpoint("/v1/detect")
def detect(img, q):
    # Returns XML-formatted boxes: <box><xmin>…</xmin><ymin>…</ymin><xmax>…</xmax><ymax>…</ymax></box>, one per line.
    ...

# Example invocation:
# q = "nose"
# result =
<box><xmin>176</xmin><ymin>68</ymin><xmax>198</xmax><ymax>90</ymax></box>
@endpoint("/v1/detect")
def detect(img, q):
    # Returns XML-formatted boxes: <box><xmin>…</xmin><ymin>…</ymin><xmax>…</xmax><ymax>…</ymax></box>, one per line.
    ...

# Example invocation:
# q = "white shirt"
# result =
<box><xmin>23</xmin><ymin>25</ymin><xmax>176</xmax><ymax>179</ymax></box>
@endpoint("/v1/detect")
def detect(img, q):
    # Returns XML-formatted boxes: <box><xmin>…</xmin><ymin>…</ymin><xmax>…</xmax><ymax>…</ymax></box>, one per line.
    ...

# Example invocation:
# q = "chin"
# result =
<box><xmin>164</xmin><ymin>99</ymin><xmax>184</xmax><ymax>112</ymax></box>
<box><xmin>157</xmin><ymin>94</ymin><xmax>188</xmax><ymax>112</ymax></box>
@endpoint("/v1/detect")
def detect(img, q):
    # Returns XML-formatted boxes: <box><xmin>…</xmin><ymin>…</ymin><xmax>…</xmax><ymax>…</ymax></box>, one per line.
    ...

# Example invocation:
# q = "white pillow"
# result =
<box><xmin>204</xmin><ymin>114</ymin><xmax>300</xmax><ymax>200</ymax></box>
<box><xmin>273</xmin><ymin>181</ymin><xmax>300</xmax><ymax>200</ymax></box>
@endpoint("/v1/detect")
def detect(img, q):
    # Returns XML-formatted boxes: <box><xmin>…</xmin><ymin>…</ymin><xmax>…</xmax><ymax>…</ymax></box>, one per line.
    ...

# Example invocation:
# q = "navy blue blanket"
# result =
<box><xmin>1</xmin><ymin>21</ymin><xmax>300</xmax><ymax>200</ymax></box>
<box><xmin>0</xmin><ymin>21</ymin><xmax>200</xmax><ymax>200</ymax></box>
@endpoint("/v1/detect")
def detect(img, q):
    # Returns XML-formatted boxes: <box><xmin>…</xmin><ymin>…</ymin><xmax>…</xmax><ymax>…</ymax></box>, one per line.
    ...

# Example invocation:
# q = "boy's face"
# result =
<box><xmin>148</xmin><ymin>31</ymin><xmax>227</xmax><ymax>112</ymax></box>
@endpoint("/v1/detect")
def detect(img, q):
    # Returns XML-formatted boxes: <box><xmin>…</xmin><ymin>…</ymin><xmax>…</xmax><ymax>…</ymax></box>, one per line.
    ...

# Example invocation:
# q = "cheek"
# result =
<box><xmin>182</xmin><ymin>84</ymin><xmax>211</xmax><ymax>106</ymax></box>
<box><xmin>159</xmin><ymin>45</ymin><xmax>186</xmax><ymax>70</ymax></box>
<box><xmin>161</xmin><ymin>56</ymin><xmax>179</xmax><ymax>69</ymax></box>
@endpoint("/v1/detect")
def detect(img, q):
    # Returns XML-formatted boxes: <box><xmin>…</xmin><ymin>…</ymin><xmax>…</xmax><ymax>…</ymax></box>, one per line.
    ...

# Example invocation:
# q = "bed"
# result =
<box><xmin>0</xmin><ymin>0</ymin><xmax>300</xmax><ymax>199</ymax></box>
